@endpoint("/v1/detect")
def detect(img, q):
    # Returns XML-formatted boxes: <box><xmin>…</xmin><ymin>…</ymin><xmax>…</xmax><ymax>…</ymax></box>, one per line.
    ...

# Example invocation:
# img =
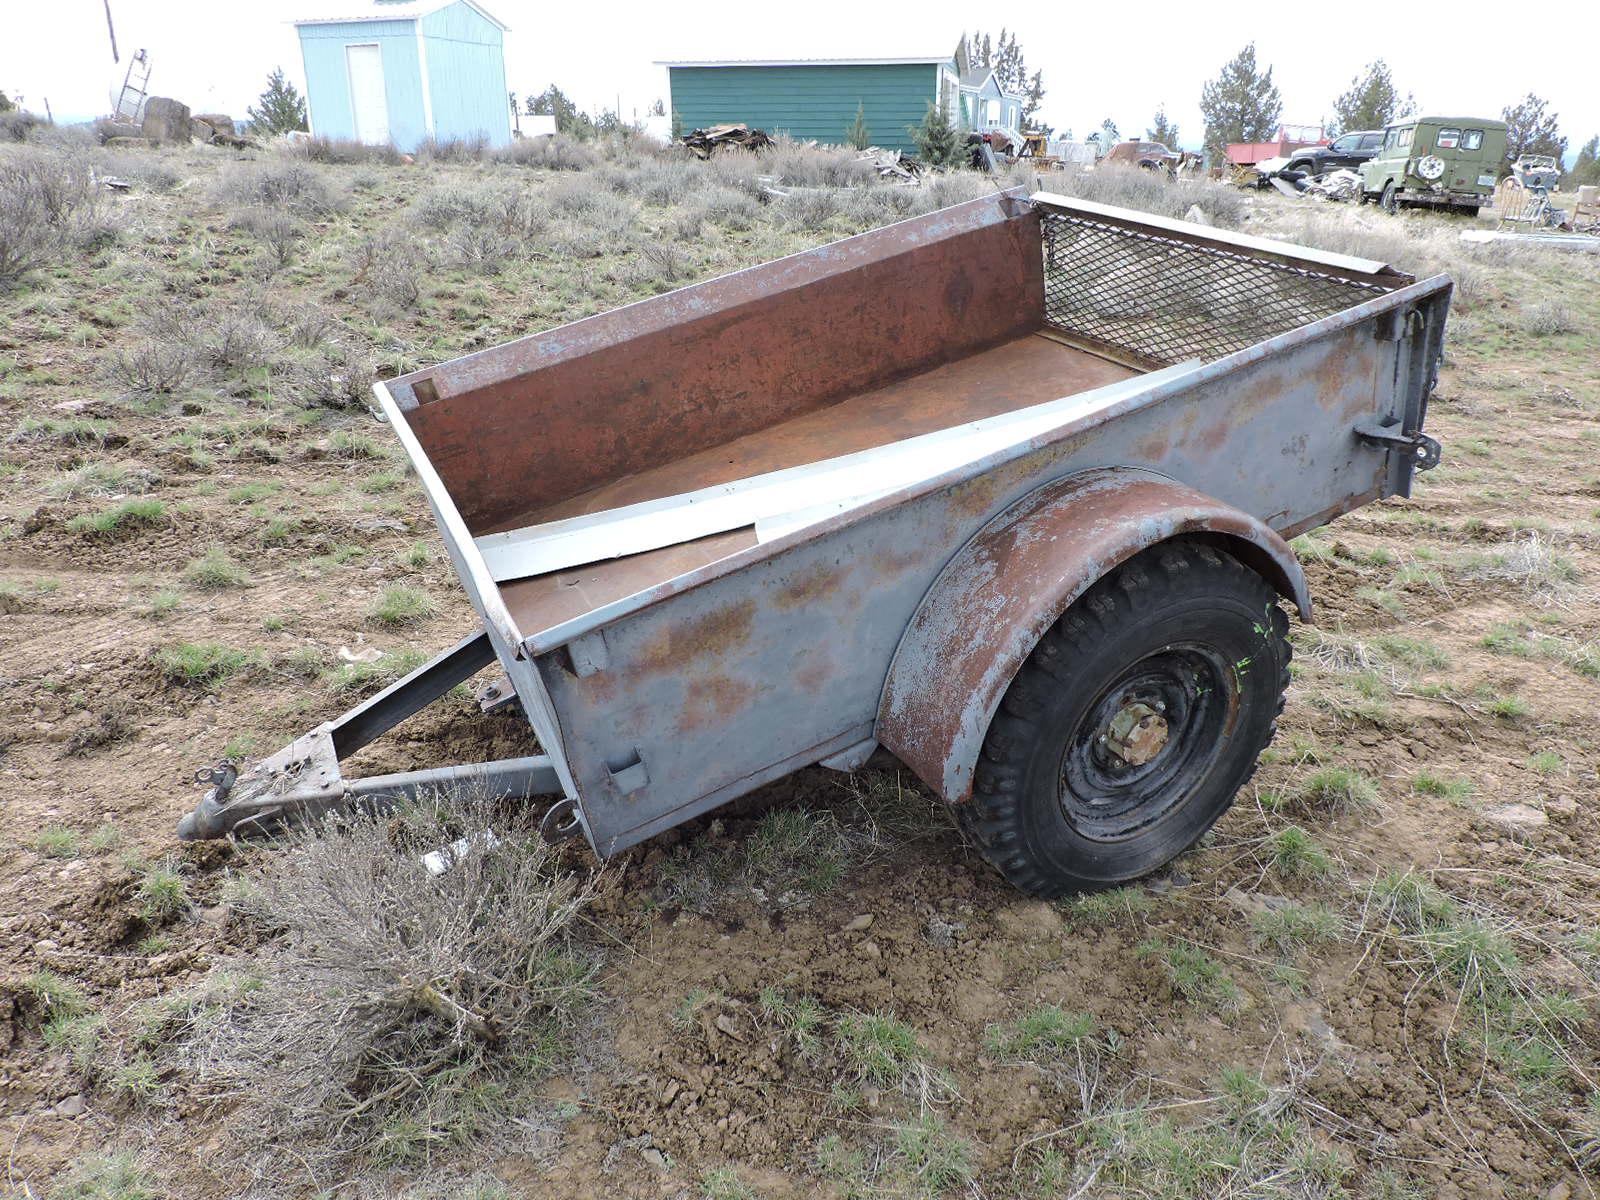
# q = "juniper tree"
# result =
<box><xmin>1502</xmin><ymin>93</ymin><xmax>1567</xmax><ymax>175</ymax></box>
<box><xmin>1147</xmin><ymin>106</ymin><xmax>1180</xmax><ymax>149</ymax></box>
<box><xmin>247</xmin><ymin>69</ymin><xmax>307</xmax><ymax>136</ymax></box>
<box><xmin>1199</xmin><ymin>43</ymin><xmax>1282</xmax><ymax>164</ymax></box>
<box><xmin>1330</xmin><ymin>59</ymin><xmax>1413</xmax><ymax>136</ymax></box>
<box><xmin>908</xmin><ymin>102</ymin><xmax>961</xmax><ymax>166</ymax></box>
<box><xmin>846</xmin><ymin>103</ymin><xmax>872</xmax><ymax>150</ymax></box>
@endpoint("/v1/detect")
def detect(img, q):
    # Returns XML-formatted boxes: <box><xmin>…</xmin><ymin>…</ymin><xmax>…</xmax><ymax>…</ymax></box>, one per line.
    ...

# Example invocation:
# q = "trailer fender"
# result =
<box><xmin>876</xmin><ymin>467</ymin><xmax>1310</xmax><ymax>804</ymax></box>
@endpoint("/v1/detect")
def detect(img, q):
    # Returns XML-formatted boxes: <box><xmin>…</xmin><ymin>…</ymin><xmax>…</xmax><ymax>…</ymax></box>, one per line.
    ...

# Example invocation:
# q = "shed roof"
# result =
<box><xmin>293</xmin><ymin>0</ymin><xmax>508</xmax><ymax>31</ymax></box>
<box><xmin>657</xmin><ymin>57</ymin><xmax>951</xmax><ymax>68</ymax></box>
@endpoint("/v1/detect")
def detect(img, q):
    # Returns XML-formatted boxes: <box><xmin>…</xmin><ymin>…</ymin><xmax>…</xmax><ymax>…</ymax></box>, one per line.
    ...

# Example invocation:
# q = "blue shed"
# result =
<box><xmin>293</xmin><ymin>0</ymin><xmax>511</xmax><ymax>152</ymax></box>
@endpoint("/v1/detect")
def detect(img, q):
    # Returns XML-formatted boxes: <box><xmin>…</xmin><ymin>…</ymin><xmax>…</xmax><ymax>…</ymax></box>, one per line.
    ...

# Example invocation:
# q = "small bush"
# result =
<box><xmin>301</xmin><ymin>137</ymin><xmax>403</xmax><ymax>165</ymax></box>
<box><xmin>192</xmin><ymin>791</ymin><xmax>594</xmax><ymax>1175</ymax></box>
<box><xmin>1521</xmin><ymin>300</ymin><xmax>1577</xmax><ymax>336</ymax></box>
<box><xmin>415</xmin><ymin>135</ymin><xmax>489</xmax><ymax>163</ymax></box>
<box><xmin>348</xmin><ymin>227</ymin><xmax>429</xmax><ymax>311</ymax></box>
<box><xmin>215</xmin><ymin>159</ymin><xmax>344</xmax><ymax>215</ymax></box>
<box><xmin>288</xmin><ymin>344</ymin><xmax>375</xmax><ymax>410</ymax></box>
<box><xmin>0</xmin><ymin>109</ymin><xmax>47</xmax><ymax>142</ymax></box>
<box><xmin>0</xmin><ymin>147</ymin><xmax>107</xmax><ymax>288</ymax></box>
<box><xmin>495</xmin><ymin>133</ymin><xmax>598</xmax><ymax>171</ymax></box>
<box><xmin>230</xmin><ymin>205</ymin><xmax>304</xmax><ymax>269</ymax></box>
<box><xmin>110</xmin><ymin>340</ymin><xmax>197</xmax><ymax>393</ymax></box>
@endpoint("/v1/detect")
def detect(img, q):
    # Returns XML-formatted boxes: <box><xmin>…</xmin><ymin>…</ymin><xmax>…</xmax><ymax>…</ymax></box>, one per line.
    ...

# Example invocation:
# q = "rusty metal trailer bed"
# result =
<box><xmin>180</xmin><ymin>188</ymin><xmax>1449</xmax><ymax>896</ymax></box>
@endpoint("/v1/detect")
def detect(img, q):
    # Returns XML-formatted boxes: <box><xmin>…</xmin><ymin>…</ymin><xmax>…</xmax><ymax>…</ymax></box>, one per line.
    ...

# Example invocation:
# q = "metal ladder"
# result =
<box><xmin>114</xmin><ymin>49</ymin><xmax>150</xmax><ymax>122</ymax></box>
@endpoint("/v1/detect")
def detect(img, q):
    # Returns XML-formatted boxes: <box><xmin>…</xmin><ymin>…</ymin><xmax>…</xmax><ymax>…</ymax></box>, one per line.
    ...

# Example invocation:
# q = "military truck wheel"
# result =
<box><xmin>959</xmin><ymin>540</ymin><xmax>1291</xmax><ymax>898</ymax></box>
<box><xmin>1380</xmin><ymin>182</ymin><xmax>1400</xmax><ymax>213</ymax></box>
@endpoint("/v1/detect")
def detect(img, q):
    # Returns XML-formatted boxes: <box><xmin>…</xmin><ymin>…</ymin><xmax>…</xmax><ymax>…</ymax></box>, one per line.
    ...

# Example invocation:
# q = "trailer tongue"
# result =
<box><xmin>181</xmin><ymin>188</ymin><xmax>1448</xmax><ymax>897</ymax></box>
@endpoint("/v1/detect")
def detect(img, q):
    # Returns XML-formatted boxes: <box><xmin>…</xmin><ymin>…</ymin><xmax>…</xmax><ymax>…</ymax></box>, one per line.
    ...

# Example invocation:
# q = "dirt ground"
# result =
<box><xmin>3</xmin><ymin>134</ymin><xmax>1599</xmax><ymax>1200</ymax></box>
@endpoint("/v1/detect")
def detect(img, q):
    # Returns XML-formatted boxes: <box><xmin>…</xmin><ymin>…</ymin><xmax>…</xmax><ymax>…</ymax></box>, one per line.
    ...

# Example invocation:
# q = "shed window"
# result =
<box><xmin>1462</xmin><ymin>129</ymin><xmax>1484</xmax><ymax>151</ymax></box>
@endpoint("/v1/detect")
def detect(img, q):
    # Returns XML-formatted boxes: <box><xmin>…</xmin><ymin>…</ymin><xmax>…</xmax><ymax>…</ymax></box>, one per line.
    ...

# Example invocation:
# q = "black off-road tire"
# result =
<box><xmin>959</xmin><ymin>540</ymin><xmax>1291</xmax><ymax>897</ymax></box>
<box><xmin>1380</xmin><ymin>181</ymin><xmax>1400</xmax><ymax>214</ymax></box>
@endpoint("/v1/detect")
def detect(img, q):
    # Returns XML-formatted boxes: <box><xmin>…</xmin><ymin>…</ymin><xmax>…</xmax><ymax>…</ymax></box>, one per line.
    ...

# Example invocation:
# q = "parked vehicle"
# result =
<box><xmin>1285</xmin><ymin>129</ymin><xmax>1383</xmax><ymax>176</ymax></box>
<box><xmin>180</xmin><ymin>190</ymin><xmax>1450</xmax><ymax>898</ymax></box>
<box><xmin>1104</xmin><ymin>139</ymin><xmax>1178</xmax><ymax>171</ymax></box>
<box><xmin>1361</xmin><ymin>116</ymin><xmax>1508</xmax><ymax>215</ymax></box>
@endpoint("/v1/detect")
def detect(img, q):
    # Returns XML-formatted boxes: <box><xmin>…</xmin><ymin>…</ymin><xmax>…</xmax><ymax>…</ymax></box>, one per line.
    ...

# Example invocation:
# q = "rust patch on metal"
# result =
<box><xmin>675</xmin><ymin>674</ymin><xmax>757</xmax><ymax>734</ymax></box>
<box><xmin>773</xmin><ymin>566</ymin><xmax>846</xmax><ymax>612</ymax></box>
<box><xmin>634</xmin><ymin>598</ymin><xmax>757</xmax><ymax>674</ymax></box>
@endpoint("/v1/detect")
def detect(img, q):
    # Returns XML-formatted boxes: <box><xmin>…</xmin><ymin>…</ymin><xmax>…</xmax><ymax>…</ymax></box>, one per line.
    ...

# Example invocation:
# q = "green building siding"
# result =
<box><xmin>667</xmin><ymin>64</ymin><xmax>939</xmax><ymax>154</ymax></box>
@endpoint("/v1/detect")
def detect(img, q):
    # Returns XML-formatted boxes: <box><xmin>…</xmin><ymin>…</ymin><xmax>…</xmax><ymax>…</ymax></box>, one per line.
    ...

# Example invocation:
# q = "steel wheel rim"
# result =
<box><xmin>1057</xmin><ymin>644</ymin><xmax>1238</xmax><ymax>842</ymax></box>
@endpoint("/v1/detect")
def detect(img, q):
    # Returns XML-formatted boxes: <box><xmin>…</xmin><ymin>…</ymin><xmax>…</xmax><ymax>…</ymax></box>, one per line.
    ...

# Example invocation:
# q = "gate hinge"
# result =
<box><xmin>1353</xmin><ymin>417</ymin><xmax>1442</xmax><ymax>471</ymax></box>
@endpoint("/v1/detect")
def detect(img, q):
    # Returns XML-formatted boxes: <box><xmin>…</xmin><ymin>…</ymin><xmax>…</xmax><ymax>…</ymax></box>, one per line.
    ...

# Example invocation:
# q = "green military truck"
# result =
<box><xmin>1361</xmin><ymin>117</ymin><xmax>1508</xmax><ymax>216</ymax></box>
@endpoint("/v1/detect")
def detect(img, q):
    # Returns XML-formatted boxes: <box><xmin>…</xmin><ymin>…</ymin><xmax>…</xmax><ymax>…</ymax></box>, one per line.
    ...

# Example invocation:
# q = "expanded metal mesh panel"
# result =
<box><xmin>1040</xmin><ymin>209</ymin><xmax>1399</xmax><ymax>366</ymax></box>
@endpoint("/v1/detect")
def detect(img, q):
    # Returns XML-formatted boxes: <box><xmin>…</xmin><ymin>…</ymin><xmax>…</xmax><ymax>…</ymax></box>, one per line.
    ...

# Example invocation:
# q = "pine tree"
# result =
<box><xmin>1329</xmin><ymin>60</ymin><xmax>1413</xmax><ymax>136</ymax></box>
<box><xmin>0</xmin><ymin>91</ymin><xmax>13</xmax><ymax>114</ymax></box>
<box><xmin>1147</xmin><ymin>106</ymin><xmax>1180</xmax><ymax>150</ymax></box>
<box><xmin>908</xmin><ymin>101</ymin><xmax>961</xmax><ymax>166</ymax></box>
<box><xmin>1099</xmin><ymin>117</ymin><xmax>1121</xmax><ymax>150</ymax></box>
<box><xmin>247</xmin><ymin>69</ymin><xmax>308</xmax><ymax>136</ymax></box>
<box><xmin>846</xmin><ymin>102</ymin><xmax>871</xmax><ymax>150</ymax></box>
<box><xmin>1571</xmin><ymin>135</ymin><xmax>1600</xmax><ymax>186</ymax></box>
<box><xmin>1502</xmin><ymin>93</ymin><xmax>1567</xmax><ymax>175</ymax></box>
<box><xmin>1199</xmin><ymin>43</ymin><xmax>1282</xmax><ymax>164</ymax></box>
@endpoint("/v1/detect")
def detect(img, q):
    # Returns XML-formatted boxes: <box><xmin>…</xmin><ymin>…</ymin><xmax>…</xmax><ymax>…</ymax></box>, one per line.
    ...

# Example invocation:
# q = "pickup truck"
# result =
<box><xmin>180</xmin><ymin>189</ymin><xmax>1450</xmax><ymax>897</ymax></box>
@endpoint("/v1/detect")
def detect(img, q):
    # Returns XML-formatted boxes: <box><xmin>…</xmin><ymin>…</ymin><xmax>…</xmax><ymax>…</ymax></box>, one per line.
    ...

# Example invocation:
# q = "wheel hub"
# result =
<box><xmin>1104</xmin><ymin>702</ymin><xmax>1169</xmax><ymax>766</ymax></box>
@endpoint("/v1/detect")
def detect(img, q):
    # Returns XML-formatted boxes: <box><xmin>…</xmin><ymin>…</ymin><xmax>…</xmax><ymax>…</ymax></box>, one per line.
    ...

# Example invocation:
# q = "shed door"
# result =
<box><xmin>345</xmin><ymin>43</ymin><xmax>389</xmax><ymax>145</ymax></box>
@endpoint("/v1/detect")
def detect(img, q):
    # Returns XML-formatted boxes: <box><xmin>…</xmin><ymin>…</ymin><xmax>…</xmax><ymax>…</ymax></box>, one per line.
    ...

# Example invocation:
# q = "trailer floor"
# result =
<box><xmin>499</xmin><ymin>333</ymin><xmax>1136</xmax><ymax>636</ymax></box>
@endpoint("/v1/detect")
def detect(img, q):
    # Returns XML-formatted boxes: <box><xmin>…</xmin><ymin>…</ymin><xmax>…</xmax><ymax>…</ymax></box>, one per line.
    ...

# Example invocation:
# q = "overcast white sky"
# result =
<box><xmin>5</xmin><ymin>0</ymin><xmax>1597</xmax><ymax>155</ymax></box>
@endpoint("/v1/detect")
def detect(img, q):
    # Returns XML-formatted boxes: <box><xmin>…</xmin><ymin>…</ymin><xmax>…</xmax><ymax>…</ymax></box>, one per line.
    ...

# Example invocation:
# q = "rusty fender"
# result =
<box><xmin>875</xmin><ymin>467</ymin><xmax>1310</xmax><ymax>804</ymax></box>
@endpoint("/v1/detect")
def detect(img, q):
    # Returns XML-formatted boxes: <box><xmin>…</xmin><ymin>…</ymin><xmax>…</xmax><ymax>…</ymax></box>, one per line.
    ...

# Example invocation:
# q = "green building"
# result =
<box><xmin>660</xmin><ymin>55</ymin><xmax>1023</xmax><ymax>155</ymax></box>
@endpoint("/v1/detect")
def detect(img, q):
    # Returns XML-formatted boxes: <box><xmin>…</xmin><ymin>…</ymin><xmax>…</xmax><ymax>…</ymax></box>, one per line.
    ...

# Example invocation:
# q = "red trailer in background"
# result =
<box><xmin>1226</xmin><ymin>123</ymin><xmax>1328</xmax><ymax>166</ymax></box>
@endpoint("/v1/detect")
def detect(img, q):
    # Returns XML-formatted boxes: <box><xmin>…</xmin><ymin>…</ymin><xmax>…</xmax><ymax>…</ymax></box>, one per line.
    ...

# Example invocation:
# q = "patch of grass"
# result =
<box><xmin>136</xmin><ymin>861</ymin><xmax>189</xmax><ymax>924</ymax></box>
<box><xmin>1249</xmin><ymin>902</ymin><xmax>1340</xmax><ymax>954</ymax></box>
<box><xmin>1062</xmin><ymin>885</ymin><xmax>1154</xmax><ymax>924</ymax></box>
<box><xmin>1267</xmin><ymin>825</ymin><xmax>1332</xmax><ymax>879</ymax></box>
<box><xmin>182</xmin><ymin>547</ymin><xmax>251</xmax><ymax>590</ymax></box>
<box><xmin>26</xmin><ymin>969</ymin><xmax>89</xmax><ymax>1023</ymax></box>
<box><xmin>1527</xmin><ymin>750</ymin><xmax>1564</xmax><ymax>775</ymax></box>
<box><xmin>36</xmin><ymin>825</ymin><xmax>79</xmax><ymax>857</ymax></box>
<box><xmin>1136</xmin><ymin>938</ymin><xmax>1241</xmax><ymax>1011</ymax></box>
<box><xmin>1486</xmin><ymin>693</ymin><xmax>1530</xmax><ymax>720</ymax></box>
<box><xmin>47</xmin><ymin>1151</ymin><xmax>159</xmax><ymax>1200</ymax></box>
<box><xmin>1372</xmin><ymin>634</ymin><xmax>1449</xmax><ymax>671</ymax></box>
<box><xmin>1297</xmin><ymin>766</ymin><xmax>1379</xmax><ymax>812</ymax></box>
<box><xmin>322</xmin><ymin>646</ymin><xmax>429</xmax><ymax>694</ymax></box>
<box><xmin>65</xmin><ymin>498</ymin><xmax>167</xmax><ymax>536</ymax></box>
<box><xmin>397</xmin><ymin>540</ymin><xmax>432</xmax><ymax>569</ymax></box>
<box><xmin>43</xmin><ymin>1010</ymin><xmax>108</xmax><ymax>1074</ymax></box>
<box><xmin>699</xmin><ymin>1166</ymin><xmax>758</xmax><ymax>1200</ymax></box>
<box><xmin>87</xmin><ymin>822</ymin><xmax>124</xmax><ymax>853</ymax></box>
<box><xmin>887</xmin><ymin>1113</ymin><xmax>974</xmax><ymax>1197</ymax></box>
<box><xmin>836</xmin><ymin>1011</ymin><xmax>925</xmax><ymax>1087</ymax></box>
<box><xmin>368</xmin><ymin>583</ymin><xmax>436</xmax><ymax>627</ymax></box>
<box><xmin>109</xmin><ymin>1054</ymin><xmax>166</xmax><ymax>1108</ymax></box>
<box><xmin>984</xmin><ymin>1005</ymin><xmax>1094</xmax><ymax>1059</ymax></box>
<box><xmin>155</xmin><ymin>641</ymin><xmax>257</xmax><ymax>687</ymax></box>
<box><xmin>758</xmin><ymin>987</ymin><xmax>825</xmax><ymax>1062</ymax></box>
<box><xmin>141</xmin><ymin>588</ymin><xmax>180</xmax><ymax>620</ymax></box>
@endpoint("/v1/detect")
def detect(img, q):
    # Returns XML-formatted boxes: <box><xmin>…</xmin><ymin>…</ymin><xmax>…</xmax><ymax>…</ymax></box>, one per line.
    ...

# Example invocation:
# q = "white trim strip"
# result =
<box><xmin>414</xmin><ymin>22</ymin><xmax>435</xmax><ymax>137</ymax></box>
<box><xmin>474</xmin><ymin>361</ymin><xmax>1200</xmax><ymax>583</ymax></box>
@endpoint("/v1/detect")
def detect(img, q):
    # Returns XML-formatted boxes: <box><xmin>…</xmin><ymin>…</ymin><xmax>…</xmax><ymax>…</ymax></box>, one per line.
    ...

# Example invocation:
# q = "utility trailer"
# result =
<box><xmin>180</xmin><ymin>189</ymin><xmax>1449</xmax><ymax>895</ymax></box>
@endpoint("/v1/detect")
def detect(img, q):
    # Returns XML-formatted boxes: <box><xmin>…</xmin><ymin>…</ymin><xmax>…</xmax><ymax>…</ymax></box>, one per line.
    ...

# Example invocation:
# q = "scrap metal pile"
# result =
<box><xmin>1244</xmin><ymin>159</ymin><xmax>1362</xmax><ymax>202</ymax></box>
<box><xmin>678</xmin><ymin>124</ymin><xmax>774</xmax><ymax>158</ymax></box>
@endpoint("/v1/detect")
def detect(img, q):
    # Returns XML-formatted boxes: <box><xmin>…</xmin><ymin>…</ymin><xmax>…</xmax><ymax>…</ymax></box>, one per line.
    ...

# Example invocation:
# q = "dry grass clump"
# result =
<box><xmin>214</xmin><ymin>158</ymin><xmax>345</xmax><ymax>215</ymax></box>
<box><xmin>229</xmin><ymin>206</ymin><xmax>304</xmax><ymax>270</ymax></box>
<box><xmin>186</xmin><ymin>790</ymin><xmax>596</xmax><ymax>1183</ymax></box>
